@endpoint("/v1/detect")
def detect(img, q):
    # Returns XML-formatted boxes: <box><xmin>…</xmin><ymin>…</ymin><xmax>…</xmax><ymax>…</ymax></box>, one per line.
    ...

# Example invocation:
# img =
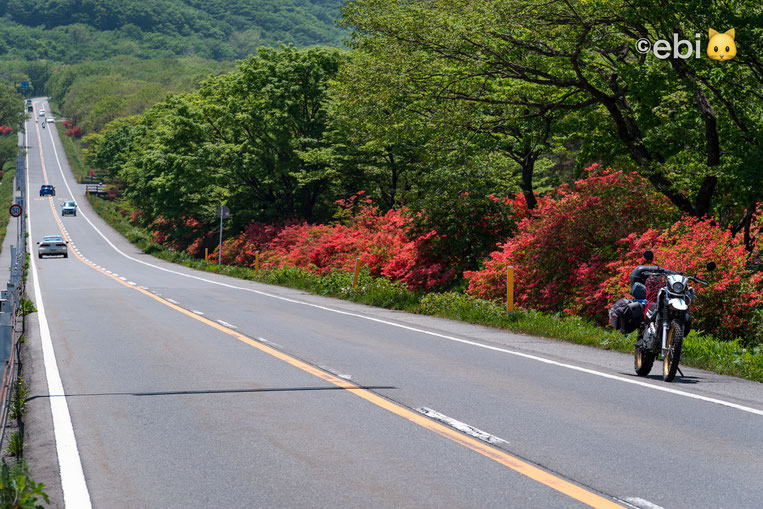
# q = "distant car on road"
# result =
<box><xmin>46</xmin><ymin>117</ymin><xmax>55</xmax><ymax>123</ymax></box>
<box><xmin>39</xmin><ymin>184</ymin><xmax>55</xmax><ymax>196</ymax></box>
<box><xmin>61</xmin><ymin>201</ymin><xmax>77</xmax><ymax>216</ymax></box>
<box><xmin>39</xmin><ymin>109</ymin><xmax>45</xmax><ymax>117</ymax></box>
<box><xmin>37</xmin><ymin>235</ymin><xmax>68</xmax><ymax>258</ymax></box>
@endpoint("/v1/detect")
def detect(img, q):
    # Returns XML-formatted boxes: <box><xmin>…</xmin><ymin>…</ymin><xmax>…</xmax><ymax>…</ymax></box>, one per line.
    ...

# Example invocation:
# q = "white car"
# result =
<box><xmin>37</xmin><ymin>235</ymin><xmax>68</xmax><ymax>258</ymax></box>
<box><xmin>39</xmin><ymin>109</ymin><xmax>45</xmax><ymax>117</ymax></box>
<box><xmin>61</xmin><ymin>201</ymin><xmax>77</xmax><ymax>216</ymax></box>
<box><xmin>46</xmin><ymin>117</ymin><xmax>55</xmax><ymax>123</ymax></box>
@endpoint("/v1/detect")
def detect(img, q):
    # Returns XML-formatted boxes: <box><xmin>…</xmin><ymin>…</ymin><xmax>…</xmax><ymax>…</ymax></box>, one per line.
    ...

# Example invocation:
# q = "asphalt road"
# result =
<box><xmin>21</xmin><ymin>99</ymin><xmax>763</xmax><ymax>509</ymax></box>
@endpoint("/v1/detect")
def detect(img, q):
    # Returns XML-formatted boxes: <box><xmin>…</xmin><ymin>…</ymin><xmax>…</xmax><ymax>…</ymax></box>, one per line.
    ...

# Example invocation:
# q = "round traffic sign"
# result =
<box><xmin>9</xmin><ymin>204</ymin><xmax>22</xmax><ymax>217</ymax></box>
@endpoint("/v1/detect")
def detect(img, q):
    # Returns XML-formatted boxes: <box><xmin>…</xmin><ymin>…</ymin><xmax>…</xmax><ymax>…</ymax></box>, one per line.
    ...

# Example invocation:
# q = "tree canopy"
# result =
<box><xmin>0</xmin><ymin>0</ymin><xmax>346</xmax><ymax>63</ymax></box>
<box><xmin>340</xmin><ymin>0</ymin><xmax>763</xmax><ymax>226</ymax></box>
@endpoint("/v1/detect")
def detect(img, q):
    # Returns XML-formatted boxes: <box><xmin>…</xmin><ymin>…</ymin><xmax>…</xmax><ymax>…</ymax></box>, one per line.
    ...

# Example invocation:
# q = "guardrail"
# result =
<box><xmin>0</xmin><ymin>151</ymin><xmax>27</xmax><ymax>452</ymax></box>
<box><xmin>85</xmin><ymin>183</ymin><xmax>107</xmax><ymax>196</ymax></box>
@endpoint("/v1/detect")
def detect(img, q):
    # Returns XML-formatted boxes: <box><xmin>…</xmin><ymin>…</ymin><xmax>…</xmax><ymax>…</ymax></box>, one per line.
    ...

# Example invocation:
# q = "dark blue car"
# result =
<box><xmin>40</xmin><ymin>185</ymin><xmax>55</xmax><ymax>196</ymax></box>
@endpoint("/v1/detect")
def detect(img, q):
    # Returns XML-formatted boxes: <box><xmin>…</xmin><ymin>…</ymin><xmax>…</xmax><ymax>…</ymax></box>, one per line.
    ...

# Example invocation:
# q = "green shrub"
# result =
<box><xmin>0</xmin><ymin>460</ymin><xmax>50</xmax><ymax>508</ymax></box>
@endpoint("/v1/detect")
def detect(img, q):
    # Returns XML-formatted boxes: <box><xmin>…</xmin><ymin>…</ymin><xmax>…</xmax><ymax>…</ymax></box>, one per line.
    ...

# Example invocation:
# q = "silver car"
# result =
<box><xmin>61</xmin><ymin>201</ymin><xmax>77</xmax><ymax>216</ymax></box>
<box><xmin>37</xmin><ymin>235</ymin><xmax>68</xmax><ymax>258</ymax></box>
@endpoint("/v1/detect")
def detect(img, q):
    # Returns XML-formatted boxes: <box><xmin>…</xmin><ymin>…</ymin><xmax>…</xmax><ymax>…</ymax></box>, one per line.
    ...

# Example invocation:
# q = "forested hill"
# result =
<box><xmin>0</xmin><ymin>0</ymin><xmax>346</xmax><ymax>62</ymax></box>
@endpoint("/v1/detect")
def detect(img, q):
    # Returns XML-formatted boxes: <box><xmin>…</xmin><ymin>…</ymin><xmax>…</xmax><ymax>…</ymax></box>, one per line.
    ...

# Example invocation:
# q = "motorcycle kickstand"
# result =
<box><xmin>676</xmin><ymin>366</ymin><xmax>684</xmax><ymax>377</ymax></box>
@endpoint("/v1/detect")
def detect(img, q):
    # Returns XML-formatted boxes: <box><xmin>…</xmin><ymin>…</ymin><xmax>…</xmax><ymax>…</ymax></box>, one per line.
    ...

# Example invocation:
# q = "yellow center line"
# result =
<box><xmin>32</xmin><ymin>117</ymin><xmax>623</xmax><ymax>509</ymax></box>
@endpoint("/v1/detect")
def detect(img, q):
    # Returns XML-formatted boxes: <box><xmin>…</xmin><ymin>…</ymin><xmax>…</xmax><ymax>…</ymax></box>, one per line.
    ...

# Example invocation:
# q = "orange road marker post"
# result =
<box><xmin>205</xmin><ymin>248</ymin><xmax>209</xmax><ymax>261</ymax></box>
<box><xmin>352</xmin><ymin>258</ymin><xmax>361</xmax><ymax>289</ymax></box>
<box><xmin>255</xmin><ymin>251</ymin><xmax>260</xmax><ymax>275</ymax></box>
<box><xmin>110</xmin><ymin>211</ymin><xmax>114</xmax><ymax>224</ymax></box>
<box><xmin>507</xmin><ymin>266</ymin><xmax>514</xmax><ymax>314</ymax></box>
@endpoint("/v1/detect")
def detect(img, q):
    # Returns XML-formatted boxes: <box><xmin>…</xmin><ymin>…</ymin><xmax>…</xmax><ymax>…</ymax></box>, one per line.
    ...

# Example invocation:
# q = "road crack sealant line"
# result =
<box><xmin>41</xmin><ymin>124</ymin><xmax>763</xmax><ymax>420</ymax></box>
<box><xmin>38</xmin><ymin>107</ymin><xmax>625</xmax><ymax>509</ymax></box>
<box><xmin>28</xmin><ymin>102</ymin><xmax>93</xmax><ymax>509</ymax></box>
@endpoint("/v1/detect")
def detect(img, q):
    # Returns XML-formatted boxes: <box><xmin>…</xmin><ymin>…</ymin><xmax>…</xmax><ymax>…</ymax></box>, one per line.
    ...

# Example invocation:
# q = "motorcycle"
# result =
<box><xmin>632</xmin><ymin>250</ymin><xmax>715</xmax><ymax>382</ymax></box>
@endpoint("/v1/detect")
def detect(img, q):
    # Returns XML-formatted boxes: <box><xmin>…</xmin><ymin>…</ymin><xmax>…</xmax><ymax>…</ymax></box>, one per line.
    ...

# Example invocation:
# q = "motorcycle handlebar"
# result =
<box><xmin>642</xmin><ymin>270</ymin><xmax>709</xmax><ymax>285</ymax></box>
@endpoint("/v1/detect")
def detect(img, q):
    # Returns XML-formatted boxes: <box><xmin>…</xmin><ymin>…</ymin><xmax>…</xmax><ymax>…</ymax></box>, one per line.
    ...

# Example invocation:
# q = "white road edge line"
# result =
<box><xmin>28</xmin><ymin>113</ymin><xmax>93</xmax><ymax>508</ymax></box>
<box><xmin>416</xmin><ymin>407</ymin><xmax>508</xmax><ymax>445</ymax></box>
<box><xmin>44</xmin><ymin>106</ymin><xmax>763</xmax><ymax>419</ymax></box>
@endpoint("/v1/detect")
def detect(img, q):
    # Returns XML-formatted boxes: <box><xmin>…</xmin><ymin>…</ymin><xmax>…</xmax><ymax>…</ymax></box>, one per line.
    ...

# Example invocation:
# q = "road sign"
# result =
<box><xmin>218</xmin><ymin>205</ymin><xmax>230</xmax><ymax>219</ymax></box>
<box><xmin>20</xmin><ymin>81</ymin><xmax>30</xmax><ymax>89</ymax></box>
<box><xmin>9</xmin><ymin>204</ymin><xmax>22</xmax><ymax>217</ymax></box>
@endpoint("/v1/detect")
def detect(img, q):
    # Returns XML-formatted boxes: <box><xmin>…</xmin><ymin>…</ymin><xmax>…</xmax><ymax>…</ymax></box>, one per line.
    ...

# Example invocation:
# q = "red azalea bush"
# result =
<box><xmin>603</xmin><ymin>217</ymin><xmax>763</xmax><ymax>341</ymax></box>
<box><xmin>260</xmin><ymin>196</ymin><xmax>413</xmax><ymax>277</ymax></box>
<box><xmin>465</xmin><ymin>165</ymin><xmax>676</xmax><ymax>317</ymax></box>
<box><xmin>214</xmin><ymin>195</ymin><xmax>460</xmax><ymax>291</ymax></box>
<box><xmin>0</xmin><ymin>126</ymin><xmax>12</xmax><ymax>135</ymax></box>
<box><xmin>149</xmin><ymin>216</ymin><xmax>215</xmax><ymax>256</ymax></box>
<box><xmin>218</xmin><ymin>221</ymin><xmax>295</xmax><ymax>266</ymax></box>
<box><xmin>64</xmin><ymin>126</ymin><xmax>82</xmax><ymax>137</ymax></box>
<box><xmin>62</xmin><ymin>120</ymin><xmax>73</xmax><ymax>128</ymax></box>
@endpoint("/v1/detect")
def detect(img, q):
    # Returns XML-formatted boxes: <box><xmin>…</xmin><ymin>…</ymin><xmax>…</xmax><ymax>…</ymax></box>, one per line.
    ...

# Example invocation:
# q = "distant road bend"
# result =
<box><xmin>23</xmin><ymin>98</ymin><xmax>763</xmax><ymax>508</ymax></box>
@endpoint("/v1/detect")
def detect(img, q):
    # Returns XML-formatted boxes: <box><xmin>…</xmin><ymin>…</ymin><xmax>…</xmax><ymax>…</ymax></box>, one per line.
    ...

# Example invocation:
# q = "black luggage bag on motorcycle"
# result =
<box><xmin>608</xmin><ymin>298</ymin><xmax>644</xmax><ymax>334</ymax></box>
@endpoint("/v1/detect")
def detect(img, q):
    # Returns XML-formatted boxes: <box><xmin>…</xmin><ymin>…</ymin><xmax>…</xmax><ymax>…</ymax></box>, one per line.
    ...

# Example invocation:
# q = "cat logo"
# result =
<box><xmin>707</xmin><ymin>28</ymin><xmax>737</xmax><ymax>61</ymax></box>
<box><xmin>636</xmin><ymin>28</ymin><xmax>737</xmax><ymax>61</ymax></box>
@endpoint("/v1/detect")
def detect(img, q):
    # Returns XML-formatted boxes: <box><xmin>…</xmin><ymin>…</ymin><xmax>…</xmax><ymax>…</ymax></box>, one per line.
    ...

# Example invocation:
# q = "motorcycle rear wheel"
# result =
<box><xmin>663</xmin><ymin>319</ymin><xmax>684</xmax><ymax>382</ymax></box>
<box><xmin>634</xmin><ymin>346</ymin><xmax>654</xmax><ymax>376</ymax></box>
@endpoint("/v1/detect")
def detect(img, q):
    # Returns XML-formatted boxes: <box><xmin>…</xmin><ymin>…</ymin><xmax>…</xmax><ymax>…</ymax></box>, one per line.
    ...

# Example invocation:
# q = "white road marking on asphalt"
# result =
<box><xmin>319</xmin><ymin>365</ymin><xmax>352</xmax><ymax>380</ymax></box>
<box><xmin>44</xmin><ymin>125</ymin><xmax>763</xmax><ymax>419</ymax></box>
<box><xmin>216</xmin><ymin>320</ymin><xmax>237</xmax><ymax>329</ymax></box>
<box><xmin>118</xmin><ymin>276</ymin><xmax>127</xmax><ymax>281</ymax></box>
<box><xmin>191</xmin><ymin>310</ymin><xmax>204</xmax><ymax>315</ymax></box>
<box><xmin>621</xmin><ymin>497</ymin><xmax>666</xmax><ymax>509</ymax></box>
<box><xmin>257</xmin><ymin>337</ymin><xmax>284</xmax><ymax>350</ymax></box>
<box><xmin>416</xmin><ymin>407</ymin><xmax>508</xmax><ymax>445</ymax></box>
<box><xmin>166</xmin><ymin>298</ymin><xmax>179</xmax><ymax>305</ymax></box>
<box><xmin>28</xmin><ymin>124</ymin><xmax>93</xmax><ymax>508</ymax></box>
<box><xmin>128</xmin><ymin>281</ymin><xmax>136</xmax><ymax>286</ymax></box>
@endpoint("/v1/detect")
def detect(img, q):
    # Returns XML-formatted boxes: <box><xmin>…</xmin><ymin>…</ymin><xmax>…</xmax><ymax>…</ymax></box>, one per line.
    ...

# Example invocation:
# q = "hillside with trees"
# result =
<box><xmin>0</xmin><ymin>0</ymin><xmax>345</xmax><ymax>62</ymax></box>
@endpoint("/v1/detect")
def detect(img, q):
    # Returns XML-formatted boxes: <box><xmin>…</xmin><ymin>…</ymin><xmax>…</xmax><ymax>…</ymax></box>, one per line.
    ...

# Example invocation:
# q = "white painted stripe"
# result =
<box><xmin>622</xmin><ymin>497</ymin><xmax>666</xmax><ymax>509</ymax></box>
<box><xmin>118</xmin><ymin>276</ymin><xmax>127</xmax><ymax>281</ymax></box>
<box><xmin>44</xmin><ymin>123</ymin><xmax>763</xmax><ymax>419</ymax></box>
<box><xmin>166</xmin><ymin>298</ymin><xmax>179</xmax><ymax>305</ymax></box>
<box><xmin>28</xmin><ymin>123</ymin><xmax>93</xmax><ymax>508</ymax></box>
<box><xmin>216</xmin><ymin>320</ymin><xmax>237</xmax><ymax>329</ymax></box>
<box><xmin>256</xmin><ymin>337</ymin><xmax>284</xmax><ymax>350</ymax></box>
<box><xmin>191</xmin><ymin>310</ymin><xmax>204</xmax><ymax>315</ymax></box>
<box><xmin>416</xmin><ymin>407</ymin><xmax>508</xmax><ymax>445</ymax></box>
<box><xmin>127</xmin><ymin>281</ymin><xmax>136</xmax><ymax>286</ymax></box>
<box><xmin>319</xmin><ymin>365</ymin><xmax>352</xmax><ymax>380</ymax></box>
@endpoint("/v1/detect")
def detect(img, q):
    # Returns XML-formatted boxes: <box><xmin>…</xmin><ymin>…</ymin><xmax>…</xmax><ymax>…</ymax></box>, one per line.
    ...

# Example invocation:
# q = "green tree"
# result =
<box><xmin>341</xmin><ymin>0</ymin><xmax>763</xmax><ymax>230</ymax></box>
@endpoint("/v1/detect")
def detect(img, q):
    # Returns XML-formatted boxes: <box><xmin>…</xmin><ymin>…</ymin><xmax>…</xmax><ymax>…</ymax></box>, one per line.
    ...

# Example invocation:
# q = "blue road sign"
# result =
<box><xmin>20</xmin><ymin>81</ymin><xmax>29</xmax><ymax>89</ymax></box>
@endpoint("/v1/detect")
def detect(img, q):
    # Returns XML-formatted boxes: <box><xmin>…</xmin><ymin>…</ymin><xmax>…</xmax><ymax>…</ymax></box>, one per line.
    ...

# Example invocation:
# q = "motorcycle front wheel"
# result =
<box><xmin>663</xmin><ymin>319</ymin><xmax>684</xmax><ymax>382</ymax></box>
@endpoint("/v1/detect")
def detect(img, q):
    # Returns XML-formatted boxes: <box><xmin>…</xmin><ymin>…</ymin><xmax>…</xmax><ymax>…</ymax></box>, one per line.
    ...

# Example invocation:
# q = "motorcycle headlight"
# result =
<box><xmin>671</xmin><ymin>281</ymin><xmax>685</xmax><ymax>293</ymax></box>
